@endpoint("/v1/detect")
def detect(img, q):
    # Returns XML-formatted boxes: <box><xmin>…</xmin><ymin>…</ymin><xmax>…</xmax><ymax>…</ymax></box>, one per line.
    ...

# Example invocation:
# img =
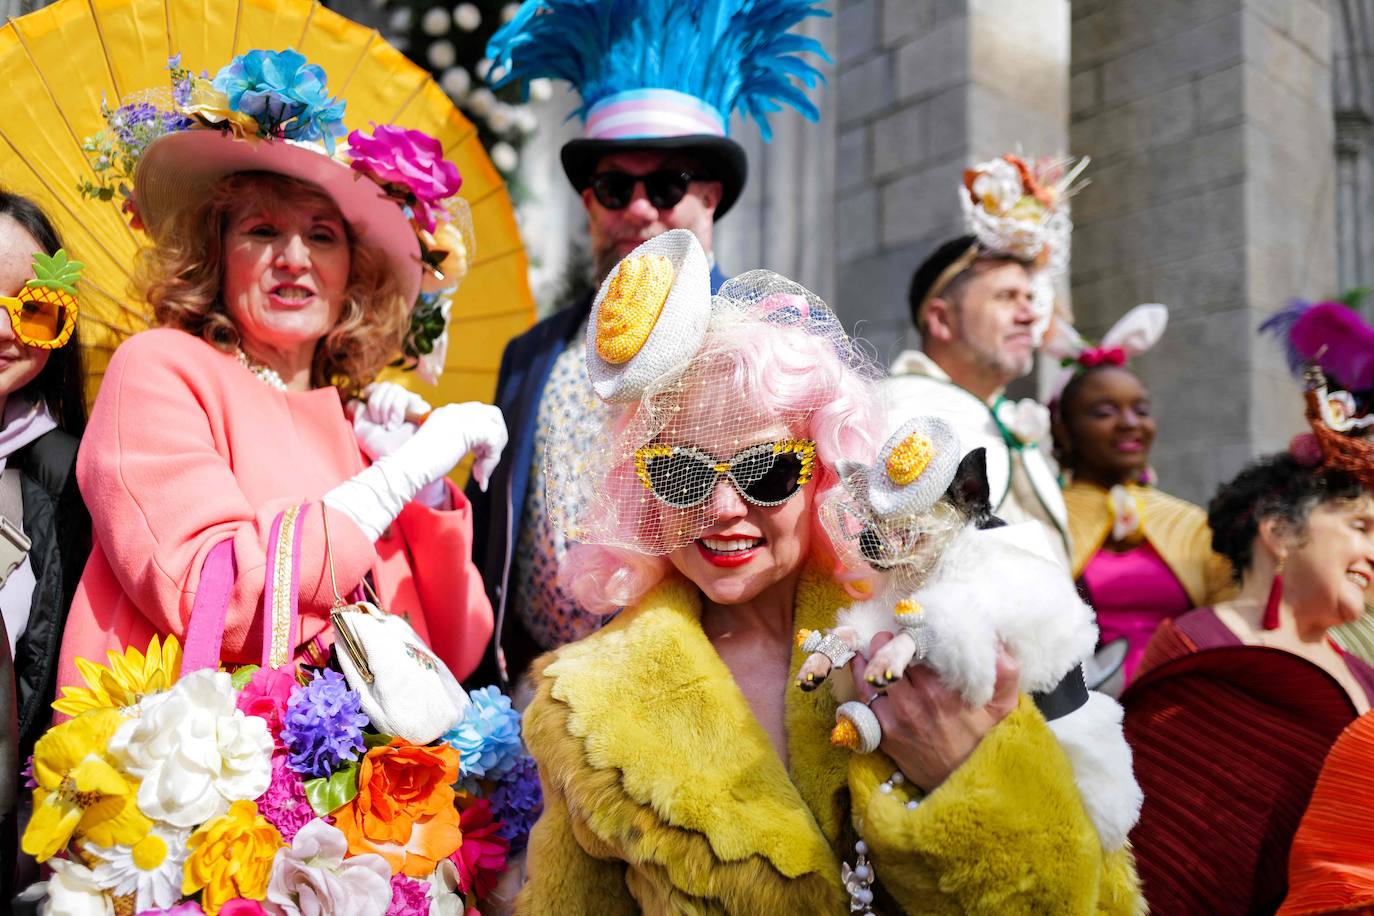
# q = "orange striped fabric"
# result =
<box><xmin>1279</xmin><ymin>712</ymin><xmax>1374</xmax><ymax>915</ymax></box>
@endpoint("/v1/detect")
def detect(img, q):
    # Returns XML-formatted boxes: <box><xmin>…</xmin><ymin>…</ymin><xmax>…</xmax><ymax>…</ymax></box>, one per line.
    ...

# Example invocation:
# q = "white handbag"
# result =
<box><xmin>332</xmin><ymin>600</ymin><xmax>469</xmax><ymax>744</ymax></box>
<box><xmin>321</xmin><ymin>507</ymin><xmax>468</xmax><ymax>745</ymax></box>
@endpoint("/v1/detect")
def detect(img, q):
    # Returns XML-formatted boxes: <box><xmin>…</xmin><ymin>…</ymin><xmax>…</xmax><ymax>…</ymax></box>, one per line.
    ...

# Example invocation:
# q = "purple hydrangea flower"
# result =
<box><xmin>490</xmin><ymin>754</ymin><xmax>542</xmax><ymax>853</ymax></box>
<box><xmin>442</xmin><ymin>685</ymin><xmax>524</xmax><ymax>780</ymax></box>
<box><xmin>280</xmin><ymin>669</ymin><xmax>369</xmax><ymax>778</ymax></box>
<box><xmin>108</xmin><ymin>102</ymin><xmax>159</xmax><ymax>145</ymax></box>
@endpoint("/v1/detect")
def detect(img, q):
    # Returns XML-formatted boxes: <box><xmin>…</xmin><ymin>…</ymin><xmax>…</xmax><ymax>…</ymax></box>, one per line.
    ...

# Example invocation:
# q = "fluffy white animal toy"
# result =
<box><xmin>799</xmin><ymin>416</ymin><xmax>1143</xmax><ymax>851</ymax></box>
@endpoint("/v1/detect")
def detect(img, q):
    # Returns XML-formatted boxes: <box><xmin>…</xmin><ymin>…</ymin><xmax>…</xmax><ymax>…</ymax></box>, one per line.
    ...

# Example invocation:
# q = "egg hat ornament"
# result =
<box><xmin>865</xmin><ymin>415</ymin><xmax>964</xmax><ymax>519</ymax></box>
<box><xmin>485</xmin><ymin>0</ymin><xmax>831</xmax><ymax>219</ymax></box>
<box><xmin>0</xmin><ymin>0</ymin><xmax>533</xmax><ymax>410</ymax></box>
<box><xmin>586</xmin><ymin>228</ymin><xmax>714</xmax><ymax>403</ymax></box>
<box><xmin>1043</xmin><ymin>302</ymin><xmax>1170</xmax><ymax>404</ymax></box>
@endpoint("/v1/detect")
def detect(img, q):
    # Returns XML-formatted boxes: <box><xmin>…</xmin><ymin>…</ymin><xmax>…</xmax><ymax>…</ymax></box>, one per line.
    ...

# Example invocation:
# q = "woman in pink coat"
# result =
<box><xmin>55</xmin><ymin>51</ymin><xmax>507</xmax><ymax>695</ymax></box>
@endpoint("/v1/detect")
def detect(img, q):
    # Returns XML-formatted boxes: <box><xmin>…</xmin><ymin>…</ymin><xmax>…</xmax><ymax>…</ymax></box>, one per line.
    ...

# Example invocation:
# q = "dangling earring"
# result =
<box><xmin>1263</xmin><ymin>557</ymin><xmax>1286</xmax><ymax>630</ymax></box>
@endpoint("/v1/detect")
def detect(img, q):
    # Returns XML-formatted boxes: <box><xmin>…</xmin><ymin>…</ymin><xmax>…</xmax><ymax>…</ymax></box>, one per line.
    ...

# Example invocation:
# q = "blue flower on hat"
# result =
<box><xmin>212</xmin><ymin>49</ymin><xmax>347</xmax><ymax>150</ymax></box>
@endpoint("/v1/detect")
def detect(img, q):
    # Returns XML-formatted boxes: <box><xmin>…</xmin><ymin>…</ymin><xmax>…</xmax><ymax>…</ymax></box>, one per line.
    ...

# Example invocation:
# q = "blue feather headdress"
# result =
<box><xmin>486</xmin><ymin>0</ymin><xmax>830</xmax><ymax>142</ymax></box>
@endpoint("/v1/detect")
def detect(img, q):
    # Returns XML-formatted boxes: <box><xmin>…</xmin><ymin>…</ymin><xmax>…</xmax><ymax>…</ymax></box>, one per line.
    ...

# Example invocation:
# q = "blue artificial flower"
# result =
<box><xmin>490</xmin><ymin>754</ymin><xmax>542</xmax><ymax>853</ymax></box>
<box><xmin>211</xmin><ymin>49</ymin><xmax>347</xmax><ymax>150</ymax></box>
<box><xmin>280</xmin><ymin>669</ymin><xmax>369</xmax><ymax>778</ymax></box>
<box><xmin>442</xmin><ymin>686</ymin><xmax>524</xmax><ymax>781</ymax></box>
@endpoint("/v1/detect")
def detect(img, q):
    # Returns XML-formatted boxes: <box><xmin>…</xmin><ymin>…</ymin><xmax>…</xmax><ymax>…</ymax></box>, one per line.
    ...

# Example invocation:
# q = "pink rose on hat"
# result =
<box><xmin>347</xmin><ymin>125</ymin><xmax>462</xmax><ymax>232</ymax></box>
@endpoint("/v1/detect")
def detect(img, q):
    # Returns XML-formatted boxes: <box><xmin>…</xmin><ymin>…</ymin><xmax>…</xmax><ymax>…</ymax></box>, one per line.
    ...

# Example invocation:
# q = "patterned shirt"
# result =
<box><xmin>511</xmin><ymin>328</ymin><xmax>608</xmax><ymax>650</ymax></box>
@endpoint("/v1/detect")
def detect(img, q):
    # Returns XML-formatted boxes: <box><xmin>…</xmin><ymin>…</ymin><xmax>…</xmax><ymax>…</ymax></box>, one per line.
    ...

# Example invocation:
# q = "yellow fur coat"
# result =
<box><xmin>517</xmin><ymin>565</ymin><xmax>1143</xmax><ymax>914</ymax></box>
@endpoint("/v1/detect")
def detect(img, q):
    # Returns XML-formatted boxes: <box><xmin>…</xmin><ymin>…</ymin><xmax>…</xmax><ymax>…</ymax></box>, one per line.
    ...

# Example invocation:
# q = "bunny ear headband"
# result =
<box><xmin>1044</xmin><ymin>303</ymin><xmax>1169</xmax><ymax>403</ymax></box>
<box><xmin>543</xmin><ymin>229</ymin><xmax>863</xmax><ymax>556</ymax></box>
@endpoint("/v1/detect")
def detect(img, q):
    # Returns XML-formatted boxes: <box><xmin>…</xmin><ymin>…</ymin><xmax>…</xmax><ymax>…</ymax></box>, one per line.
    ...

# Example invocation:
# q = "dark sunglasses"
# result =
<box><xmin>633</xmin><ymin>439</ymin><xmax>817</xmax><ymax>509</ymax></box>
<box><xmin>588</xmin><ymin>169</ymin><xmax>708</xmax><ymax>210</ymax></box>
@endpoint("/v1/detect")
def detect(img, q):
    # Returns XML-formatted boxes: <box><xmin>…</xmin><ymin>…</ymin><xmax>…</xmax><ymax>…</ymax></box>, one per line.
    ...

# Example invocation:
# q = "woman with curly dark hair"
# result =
<box><xmin>1123</xmin><ymin>452</ymin><xmax>1374</xmax><ymax>915</ymax></box>
<box><xmin>1141</xmin><ymin>453</ymin><xmax>1374</xmax><ymax>701</ymax></box>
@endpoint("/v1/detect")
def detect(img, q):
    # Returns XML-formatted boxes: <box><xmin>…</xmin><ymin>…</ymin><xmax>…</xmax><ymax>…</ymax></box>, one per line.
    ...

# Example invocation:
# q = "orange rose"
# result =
<box><xmin>336</xmin><ymin>739</ymin><xmax>462</xmax><ymax>877</ymax></box>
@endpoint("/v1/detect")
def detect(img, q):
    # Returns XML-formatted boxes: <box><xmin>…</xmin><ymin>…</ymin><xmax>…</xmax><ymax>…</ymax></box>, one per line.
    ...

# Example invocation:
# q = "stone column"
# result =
<box><xmin>830</xmin><ymin>0</ymin><xmax>1070</xmax><ymax>366</ymax></box>
<box><xmin>1070</xmin><ymin>0</ymin><xmax>1337</xmax><ymax>504</ymax></box>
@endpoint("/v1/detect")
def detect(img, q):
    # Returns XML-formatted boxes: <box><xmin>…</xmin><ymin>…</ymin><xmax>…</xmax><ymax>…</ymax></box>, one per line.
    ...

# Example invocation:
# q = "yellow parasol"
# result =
<box><xmin>0</xmin><ymin>0</ymin><xmax>534</xmax><ymax>411</ymax></box>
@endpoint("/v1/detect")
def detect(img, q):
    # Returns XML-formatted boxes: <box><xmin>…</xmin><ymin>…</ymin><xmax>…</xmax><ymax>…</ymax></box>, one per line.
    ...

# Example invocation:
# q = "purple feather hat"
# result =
<box><xmin>1261</xmin><ymin>300</ymin><xmax>1374</xmax><ymax>392</ymax></box>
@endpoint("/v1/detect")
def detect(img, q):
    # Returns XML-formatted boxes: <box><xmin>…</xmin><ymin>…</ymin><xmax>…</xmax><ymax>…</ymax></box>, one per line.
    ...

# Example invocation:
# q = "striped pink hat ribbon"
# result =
<box><xmin>585</xmin><ymin>88</ymin><xmax>727</xmax><ymax>140</ymax></box>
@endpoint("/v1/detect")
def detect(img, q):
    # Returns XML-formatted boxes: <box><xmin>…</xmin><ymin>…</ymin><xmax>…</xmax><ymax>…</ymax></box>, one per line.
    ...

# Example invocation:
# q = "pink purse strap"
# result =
<box><xmin>180</xmin><ymin>539</ymin><xmax>237</xmax><ymax>675</ymax></box>
<box><xmin>180</xmin><ymin>503</ymin><xmax>310</xmax><ymax>677</ymax></box>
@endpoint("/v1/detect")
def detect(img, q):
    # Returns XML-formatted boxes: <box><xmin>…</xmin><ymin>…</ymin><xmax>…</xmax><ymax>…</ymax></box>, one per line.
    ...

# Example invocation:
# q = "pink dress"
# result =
<box><xmin>56</xmin><ymin>328</ymin><xmax>492</xmax><ymax>696</ymax></box>
<box><xmin>1080</xmin><ymin>543</ymin><xmax>1191</xmax><ymax>684</ymax></box>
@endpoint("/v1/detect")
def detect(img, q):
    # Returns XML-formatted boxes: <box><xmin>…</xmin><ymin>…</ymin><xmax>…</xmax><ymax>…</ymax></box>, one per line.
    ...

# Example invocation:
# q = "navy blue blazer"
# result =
<box><xmin>467</xmin><ymin>264</ymin><xmax>727</xmax><ymax>688</ymax></box>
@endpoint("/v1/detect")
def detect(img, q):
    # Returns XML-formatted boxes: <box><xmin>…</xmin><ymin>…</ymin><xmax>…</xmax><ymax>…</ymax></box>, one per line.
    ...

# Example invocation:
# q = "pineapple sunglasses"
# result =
<box><xmin>0</xmin><ymin>249</ymin><xmax>81</xmax><ymax>349</ymax></box>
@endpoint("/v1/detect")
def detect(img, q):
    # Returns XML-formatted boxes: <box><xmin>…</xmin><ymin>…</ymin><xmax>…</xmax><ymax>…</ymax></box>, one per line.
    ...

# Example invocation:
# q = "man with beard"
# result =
<box><xmin>883</xmin><ymin>235</ymin><xmax>1073</xmax><ymax>570</ymax></box>
<box><xmin>468</xmin><ymin>0</ymin><xmax>827</xmax><ymax>690</ymax></box>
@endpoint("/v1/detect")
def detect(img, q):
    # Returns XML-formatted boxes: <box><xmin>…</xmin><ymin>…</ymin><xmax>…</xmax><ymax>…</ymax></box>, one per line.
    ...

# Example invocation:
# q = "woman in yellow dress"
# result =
<box><xmin>1051</xmin><ymin>305</ymin><xmax>1233</xmax><ymax>685</ymax></box>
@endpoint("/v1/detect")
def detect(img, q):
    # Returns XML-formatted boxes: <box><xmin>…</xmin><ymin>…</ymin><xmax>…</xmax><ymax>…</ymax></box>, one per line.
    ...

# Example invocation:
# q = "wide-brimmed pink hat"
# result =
<box><xmin>83</xmin><ymin>49</ymin><xmax>471</xmax><ymax>363</ymax></box>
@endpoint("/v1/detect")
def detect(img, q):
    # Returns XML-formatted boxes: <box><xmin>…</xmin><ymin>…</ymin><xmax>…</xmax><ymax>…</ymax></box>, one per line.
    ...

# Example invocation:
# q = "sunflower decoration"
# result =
<box><xmin>52</xmin><ymin>634</ymin><xmax>183</xmax><ymax>717</ymax></box>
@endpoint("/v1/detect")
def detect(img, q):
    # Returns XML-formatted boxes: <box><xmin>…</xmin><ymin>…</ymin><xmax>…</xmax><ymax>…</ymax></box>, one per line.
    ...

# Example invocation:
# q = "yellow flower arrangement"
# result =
<box><xmin>23</xmin><ymin>708</ymin><xmax>152</xmax><ymax>861</ymax></box>
<box><xmin>53</xmin><ymin>635</ymin><xmax>182</xmax><ymax>717</ymax></box>
<box><xmin>182</xmin><ymin>800</ymin><xmax>283</xmax><ymax>914</ymax></box>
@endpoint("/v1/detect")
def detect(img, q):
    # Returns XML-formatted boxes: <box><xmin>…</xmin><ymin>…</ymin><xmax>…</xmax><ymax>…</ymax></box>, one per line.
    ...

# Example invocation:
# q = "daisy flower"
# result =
<box><xmin>87</xmin><ymin>822</ymin><xmax>191</xmax><ymax>911</ymax></box>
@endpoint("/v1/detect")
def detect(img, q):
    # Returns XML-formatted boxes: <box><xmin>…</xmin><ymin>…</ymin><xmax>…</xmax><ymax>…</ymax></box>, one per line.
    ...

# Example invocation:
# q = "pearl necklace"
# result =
<box><xmin>845</xmin><ymin>771</ymin><xmax>920</xmax><ymax>913</ymax></box>
<box><xmin>235</xmin><ymin>349</ymin><xmax>287</xmax><ymax>391</ymax></box>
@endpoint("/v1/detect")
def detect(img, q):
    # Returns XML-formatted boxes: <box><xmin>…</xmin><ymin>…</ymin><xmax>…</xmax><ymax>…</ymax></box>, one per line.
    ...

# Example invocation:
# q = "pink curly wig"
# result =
<box><xmin>560</xmin><ymin>317</ymin><xmax>882</xmax><ymax>615</ymax></box>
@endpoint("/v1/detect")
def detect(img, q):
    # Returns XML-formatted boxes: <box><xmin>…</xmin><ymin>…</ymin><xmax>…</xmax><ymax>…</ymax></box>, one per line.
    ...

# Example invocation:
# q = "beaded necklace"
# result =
<box><xmin>235</xmin><ymin>348</ymin><xmax>288</xmax><ymax>391</ymax></box>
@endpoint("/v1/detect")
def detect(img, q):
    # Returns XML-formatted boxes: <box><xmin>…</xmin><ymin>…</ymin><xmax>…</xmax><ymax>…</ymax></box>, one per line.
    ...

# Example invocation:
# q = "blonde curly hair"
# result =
<box><xmin>135</xmin><ymin>171</ymin><xmax>411</xmax><ymax>396</ymax></box>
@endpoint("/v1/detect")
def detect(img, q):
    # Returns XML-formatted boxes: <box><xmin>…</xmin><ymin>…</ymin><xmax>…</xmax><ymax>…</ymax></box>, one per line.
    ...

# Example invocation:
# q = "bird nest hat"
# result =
<box><xmin>83</xmin><ymin>50</ymin><xmax>475</xmax><ymax>381</ymax></box>
<box><xmin>485</xmin><ymin>0</ymin><xmax>831</xmax><ymax>219</ymax></box>
<box><xmin>1262</xmin><ymin>297</ymin><xmax>1374</xmax><ymax>487</ymax></box>
<box><xmin>544</xmin><ymin>228</ymin><xmax>872</xmax><ymax>556</ymax></box>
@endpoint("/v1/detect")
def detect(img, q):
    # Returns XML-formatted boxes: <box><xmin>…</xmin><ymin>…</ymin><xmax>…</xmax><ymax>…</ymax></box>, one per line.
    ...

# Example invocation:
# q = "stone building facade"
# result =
<box><xmin>519</xmin><ymin>0</ymin><xmax>1360</xmax><ymax>505</ymax></box>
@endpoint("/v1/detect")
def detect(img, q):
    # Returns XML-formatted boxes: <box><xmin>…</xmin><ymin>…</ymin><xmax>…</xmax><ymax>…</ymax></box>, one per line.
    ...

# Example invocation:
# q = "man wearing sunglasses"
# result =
<box><xmin>469</xmin><ymin>1</ymin><xmax>827</xmax><ymax>691</ymax></box>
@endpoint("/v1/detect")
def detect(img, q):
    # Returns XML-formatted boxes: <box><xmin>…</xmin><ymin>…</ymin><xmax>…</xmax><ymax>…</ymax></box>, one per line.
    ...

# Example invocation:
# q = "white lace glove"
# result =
<box><xmin>325</xmin><ymin>402</ymin><xmax>508</xmax><ymax>541</ymax></box>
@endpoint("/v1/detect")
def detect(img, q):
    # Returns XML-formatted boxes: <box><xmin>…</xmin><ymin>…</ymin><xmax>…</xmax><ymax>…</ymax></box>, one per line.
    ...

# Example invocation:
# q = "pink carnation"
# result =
<box><xmin>237</xmin><ymin>666</ymin><xmax>297</xmax><ymax>747</ymax></box>
<box><xmin>452</xmin><ymin>797</ymin><xmax>510</xmax><ymax>900</ymax></box>
<box><xmin>1290</xmin><ymin>432</ymin><xmax>1324</xmax><ymax>467</ymax></box>
<box><xmin>386</xmin><ymin>873</ymin><xmax>431</xmax><ymax>916</ymax></box>
<box><xmin>137</xmin><ymin>905</ymin><xmax>205</xmax><ymax>916</ymax></box>
<box><xmin>347</xmin><ymin>125</ymin><xmax>462</xmax><ymax>232</ymax></box>
<box><xmin>258</xmin><ymin>754</ymin><xmax>318</xmax><ymax>842</ymax></box>
<box><xmin>219</xmin><ymin>902</ymin><xmax>267</xmax><ymax>916</ymax></box>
